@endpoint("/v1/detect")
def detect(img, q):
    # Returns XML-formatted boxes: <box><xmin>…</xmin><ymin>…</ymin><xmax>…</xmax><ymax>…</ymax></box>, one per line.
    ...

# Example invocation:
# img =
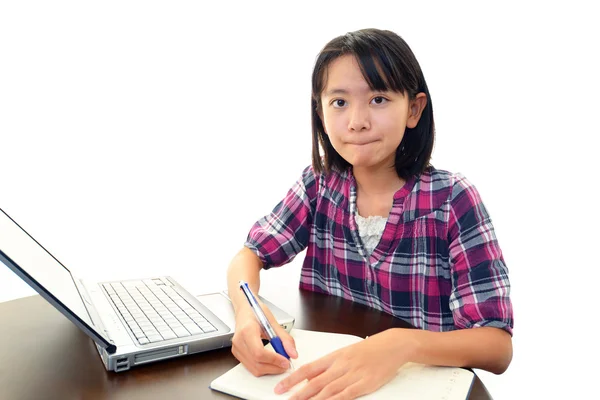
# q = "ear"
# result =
<box><xmin>406</xmin><ymin>93</ymin><xmax>427</xmax><ymax>129</ymax></box>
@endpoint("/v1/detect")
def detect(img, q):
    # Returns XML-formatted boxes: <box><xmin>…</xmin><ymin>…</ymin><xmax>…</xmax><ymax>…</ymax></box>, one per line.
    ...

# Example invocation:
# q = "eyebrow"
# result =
<box><xmin>322</xmin><ymin>88</ymin><xmax>350</xmax><ymax>98</ymax></box>
<box><xmin>323</xmin><ymin>87</ymin><xmax>389</xmax><ymax>98</ymax></box>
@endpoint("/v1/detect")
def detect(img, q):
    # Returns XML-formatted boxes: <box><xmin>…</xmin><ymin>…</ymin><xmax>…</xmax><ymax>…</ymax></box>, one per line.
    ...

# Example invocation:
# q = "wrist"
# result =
<box><xmin>386</xmin><ymin>328</ymin><xmax>423</xmax><ymax>363</ymax></box>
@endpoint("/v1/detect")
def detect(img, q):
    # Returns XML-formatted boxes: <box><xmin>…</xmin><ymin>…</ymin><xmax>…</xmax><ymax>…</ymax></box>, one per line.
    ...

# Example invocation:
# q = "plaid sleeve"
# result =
<box><xmin>447</xmin><ymin>174</ymin><xmax>514</xmax><ymax>335</ymax></box>
<box><xmin>244</xmin><ymin>166</ymin><xmax>317</xmax><ymax>269</ymax></box>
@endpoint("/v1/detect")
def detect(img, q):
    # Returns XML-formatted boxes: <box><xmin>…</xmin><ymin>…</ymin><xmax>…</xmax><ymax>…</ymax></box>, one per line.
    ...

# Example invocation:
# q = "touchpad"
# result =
<box><xmin>196</xmin><ymin>293</ymin><xmax>236</xmax><ymax>330</ymax></box>
<box><xmin>196</xmin><ymin>292</ymin><xmax>295</xmax><ymax>333</ymax></box>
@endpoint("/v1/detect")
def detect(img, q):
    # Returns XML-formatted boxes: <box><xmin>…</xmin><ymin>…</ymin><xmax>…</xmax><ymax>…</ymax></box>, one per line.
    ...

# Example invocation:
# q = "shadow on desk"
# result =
<box><xmin>0</xmin><ymin>292</ymin><xmax>493</xmax><ymax>400</ymax></box>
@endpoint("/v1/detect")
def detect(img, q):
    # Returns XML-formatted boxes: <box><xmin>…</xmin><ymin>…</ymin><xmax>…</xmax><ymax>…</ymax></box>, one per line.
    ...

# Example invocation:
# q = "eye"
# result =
<box><xmin>332</xmin><ymin>99</ymin><xmax>347</xmax><ymax>108</ymax></box>
<box><xmin>371</xmin><ymin>96</ymin><xmax>389</xmax><ymax>105</ymax></box>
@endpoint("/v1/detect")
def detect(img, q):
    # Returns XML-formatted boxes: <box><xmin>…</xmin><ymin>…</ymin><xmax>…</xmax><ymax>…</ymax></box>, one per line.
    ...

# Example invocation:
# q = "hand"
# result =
<box><xmin>231</xmin><ymin>302</ymin><xmax>298</xmax><ymax>377</ymax></box>
<box><xmin>275</xmin><ymin>329</ymin><xmax>414</xmax><ymax>400</ymax></box>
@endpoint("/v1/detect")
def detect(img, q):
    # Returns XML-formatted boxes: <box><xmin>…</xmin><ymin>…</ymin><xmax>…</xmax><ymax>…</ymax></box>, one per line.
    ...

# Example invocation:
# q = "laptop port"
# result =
<box><xmin>115</xmin><ymin>358</ymin><xmax>130</xmax><ymax>372</ymax></box>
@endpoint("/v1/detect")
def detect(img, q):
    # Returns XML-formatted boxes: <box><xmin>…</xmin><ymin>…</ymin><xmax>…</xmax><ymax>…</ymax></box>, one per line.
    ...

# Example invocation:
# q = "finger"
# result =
<box><xmin>327</xmin><ymin>380</ymin><xmax>369</xmax><ymax>400</ymax></box>
<box><xmin>310</xmin><ymin>375</ymin><xmax>360</xmax><ymax>400</ymax></box>
<box><xmin>261</xmin><ymin>303</ymin><xmax>298</xmax><ymax>359</ymax></box>
<box><xmin>276</xmin><ymin>328</ymin><xmax>298</xmax><ymax>359</ymax></box>
<box><xmin>287</xmin><ymin>366</ymin><xmax>345</xmax><ymax>400</ymax></box>
<box><xmin>248</xmin><ymin>339</ymin><xmax>292</xmax><ymax>367</ymax></box>
<box><xmin>232</xmin><ymin>345</ymin><xmax>290</xmax><ymax>376</ymax></box>
<box><xmin>275</xmin><ymin>358</ymin><xmax>330</xmax><ymax>394</ymax></box>
<box><xmin>232</xmin><ymin>322</ymin><xmax>289</xmax><ymax>371</ymax></box>
<box><xmin>241</xmin><ymin>329</ymin><xmax>291</xmax><ymax>369</ymax></box>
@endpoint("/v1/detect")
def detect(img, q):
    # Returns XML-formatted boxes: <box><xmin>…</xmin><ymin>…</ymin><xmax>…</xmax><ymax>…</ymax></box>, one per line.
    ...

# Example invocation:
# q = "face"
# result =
<box><xmin>320</xmin><ymin>55</ymin><xmax>424</xmax><ymax>171</ymax></box>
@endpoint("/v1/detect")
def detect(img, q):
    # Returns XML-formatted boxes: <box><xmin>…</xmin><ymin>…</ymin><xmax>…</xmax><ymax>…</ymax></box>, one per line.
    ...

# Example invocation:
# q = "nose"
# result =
<box><xmin>348</xmin><ymin>105</ymin><xmax>370</xmax><ymax>132</ymax></box>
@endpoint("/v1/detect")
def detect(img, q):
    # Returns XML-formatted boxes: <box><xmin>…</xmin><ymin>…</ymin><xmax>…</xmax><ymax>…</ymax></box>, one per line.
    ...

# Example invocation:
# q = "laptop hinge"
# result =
<box><xmin>76</xmin><ymin>279</ymin><xmax>116</xmax><ymax>349</ymax></box>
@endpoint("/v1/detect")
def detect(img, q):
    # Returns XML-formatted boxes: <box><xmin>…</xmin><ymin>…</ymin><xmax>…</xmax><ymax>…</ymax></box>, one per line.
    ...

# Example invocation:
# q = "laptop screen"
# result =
<box><xmin>0</xmin><ymin>208</ymin><xmax>115</xmax><ymax>352</ymax></box>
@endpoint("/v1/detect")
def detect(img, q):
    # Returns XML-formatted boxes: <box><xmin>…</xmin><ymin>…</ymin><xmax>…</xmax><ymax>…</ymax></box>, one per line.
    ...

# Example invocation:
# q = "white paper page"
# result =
<box><xmin>362</xmin><ymin>363</ymin><xmax>475</xmax><ymax>400</ymax></box>
<box><xmin>210</xmin><ymin>329</ymin><xmax>474</xmax><ymax>400</ymax></box>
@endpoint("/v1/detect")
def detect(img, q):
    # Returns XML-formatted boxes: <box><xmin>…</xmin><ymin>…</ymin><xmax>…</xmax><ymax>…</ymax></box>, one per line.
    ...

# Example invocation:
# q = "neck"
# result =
<box><xmin>353</xmin><ymin>165</ymin><xmax>405</xmax><ymax>196</ymax></box>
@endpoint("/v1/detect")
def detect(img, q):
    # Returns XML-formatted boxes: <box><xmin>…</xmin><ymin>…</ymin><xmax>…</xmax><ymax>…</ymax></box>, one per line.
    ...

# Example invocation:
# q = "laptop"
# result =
<box><xmin>0</xmin><ymin>207</ymin><xmax>295</xmax><ymax>372</ymax></box>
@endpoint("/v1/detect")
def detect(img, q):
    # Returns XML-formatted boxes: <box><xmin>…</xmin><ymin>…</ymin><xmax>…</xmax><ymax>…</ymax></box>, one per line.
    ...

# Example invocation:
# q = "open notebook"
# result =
<box><xmin>210</xmin><ymin>329</ymin><xmax>475</xmax><ymax>400</ymax></box>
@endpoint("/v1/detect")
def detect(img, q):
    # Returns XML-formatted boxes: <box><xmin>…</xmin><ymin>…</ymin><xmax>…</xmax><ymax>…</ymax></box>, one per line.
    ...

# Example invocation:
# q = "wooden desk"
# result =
<box><xmin>0</xmin><ymin>292</ymin><xmax>493</xmax><ymax>399</ymax></box>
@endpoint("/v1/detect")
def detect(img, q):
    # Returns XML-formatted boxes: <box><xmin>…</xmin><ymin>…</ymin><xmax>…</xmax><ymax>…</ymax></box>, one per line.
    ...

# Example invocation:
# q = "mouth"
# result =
<box><xmin>346</xmin><ymin>140</ymin><xmax>377</xmax><ymax>146</ymax></box>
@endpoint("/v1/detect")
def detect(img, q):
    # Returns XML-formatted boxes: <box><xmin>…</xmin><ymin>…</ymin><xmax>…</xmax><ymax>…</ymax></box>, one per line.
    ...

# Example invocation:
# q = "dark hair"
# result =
<box><xmin>311</xmin><ymin>28</ymin><xmax>435</xmax><ymax>179</ymax></box>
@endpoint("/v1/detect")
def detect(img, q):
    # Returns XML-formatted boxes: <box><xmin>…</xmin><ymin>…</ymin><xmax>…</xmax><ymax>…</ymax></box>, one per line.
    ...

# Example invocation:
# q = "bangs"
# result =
<box><xmin>350</xmin><ymin>38</ymin><xmax>413</xmax><ymax>95</ymax></box>
<box><xmin>313</xmin><ymin>29</ymin><xmax>422</xmax><ymax>103</ymax></box>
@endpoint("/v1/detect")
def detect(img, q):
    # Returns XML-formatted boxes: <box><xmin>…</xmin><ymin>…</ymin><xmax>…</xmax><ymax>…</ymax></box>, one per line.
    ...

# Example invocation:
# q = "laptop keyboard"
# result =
<box><xmin>102</xmin><ymin>279</ymin><xmax>216</xmax><ymax>345</ymax></box>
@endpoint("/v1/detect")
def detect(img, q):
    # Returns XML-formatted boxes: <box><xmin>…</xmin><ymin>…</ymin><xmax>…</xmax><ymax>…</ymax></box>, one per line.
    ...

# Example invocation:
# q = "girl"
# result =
<box><xmin>227</xmin><ymin>28</ymin><xmax>513</xmax><ymax>400</ymax></box>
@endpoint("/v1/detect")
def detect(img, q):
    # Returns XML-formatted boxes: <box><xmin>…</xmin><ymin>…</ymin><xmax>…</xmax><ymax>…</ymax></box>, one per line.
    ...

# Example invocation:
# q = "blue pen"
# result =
<box><xmin>238</xmin><ymin>280</ymin><xmax>293</xmax><ymax>368</ymax></box>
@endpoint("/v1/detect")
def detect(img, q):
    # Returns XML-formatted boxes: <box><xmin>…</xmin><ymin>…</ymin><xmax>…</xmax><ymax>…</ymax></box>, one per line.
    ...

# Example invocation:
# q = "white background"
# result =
<box><xmin>1</xmin><ymin>1</ymin><xmax>598</xmax><ymax>398</ymax></box>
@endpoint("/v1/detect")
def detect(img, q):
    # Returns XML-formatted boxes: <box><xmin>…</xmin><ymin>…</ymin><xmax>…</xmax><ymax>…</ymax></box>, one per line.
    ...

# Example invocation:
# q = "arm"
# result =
<box><xmin>228</xmin><ymin>165</ymin><xmax>317</xmax><ymax>311</ymax></box>
<box><xmin>228</xmin><ymin>165</ymin><xmax>318</xmax><ymax>310</ymax></box>
<box><xmin>226</xmin><ymin>247</ymin><xmax>263</xmax><ymax>314</ymax></box>
<box><xmin>442</xmin><ymin>174</ymin><xmax>513</xmax><ymax>372</ymax></box>
<box><xmin>387</xmin><ymin>326</ymin><xmax>512</xmax><ymax>374</ymax></box>
<box><xmin>447</xmin><ymin>174</ymin><xmax>513</xmax><ymax>335</ymax></box>
<box><xmin>227</xmin><ymin>167</ymin><xmax>318</xmax><ymax>376</ymax></box>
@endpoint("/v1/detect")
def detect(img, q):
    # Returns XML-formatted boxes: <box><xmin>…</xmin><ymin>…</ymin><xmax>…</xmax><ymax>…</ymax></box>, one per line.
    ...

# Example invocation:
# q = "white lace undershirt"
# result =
<box><xmin>354</xmin><ymin>213</ymin><xmax>388</xmax><ymax>257</ymax></box>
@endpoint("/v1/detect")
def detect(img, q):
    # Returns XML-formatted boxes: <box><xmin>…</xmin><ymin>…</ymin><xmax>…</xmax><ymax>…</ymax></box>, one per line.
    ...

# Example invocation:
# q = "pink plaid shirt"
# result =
<box><xmin>245</xmin><ymin>165</ymin><xmax>513</xmax><ymax>334</ymax></box>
